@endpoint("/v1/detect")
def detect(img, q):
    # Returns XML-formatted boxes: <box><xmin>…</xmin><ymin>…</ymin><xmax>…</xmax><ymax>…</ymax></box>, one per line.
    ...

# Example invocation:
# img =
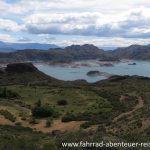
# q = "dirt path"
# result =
<box><xmin>113</xmin><ymin>94</ymin><xmax>144</xmax><ymax>122</ymax></box>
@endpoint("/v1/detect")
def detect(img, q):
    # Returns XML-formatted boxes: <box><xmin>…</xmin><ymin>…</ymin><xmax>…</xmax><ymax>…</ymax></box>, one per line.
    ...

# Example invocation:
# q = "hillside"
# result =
<box><xmin>0</xmin><ymin>63</ymin><xmax>59</xmax><ymax>85</ymax></box>
<box><xmin>110</xmin><ymin>44</ymin><xmax>150</xmax><ymax>60</ymax></box>
<box><xmin>0</xmin><ymin>63</ymin><xmax>149</xmax><ymax>149</ymax></box>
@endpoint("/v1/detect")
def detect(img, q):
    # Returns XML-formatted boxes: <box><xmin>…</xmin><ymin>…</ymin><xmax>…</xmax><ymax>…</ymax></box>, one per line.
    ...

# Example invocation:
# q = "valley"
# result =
<box><xmin>0</xmin><ymin>63</ymin><xmax>149</xmax><ymax>149</ymax></box>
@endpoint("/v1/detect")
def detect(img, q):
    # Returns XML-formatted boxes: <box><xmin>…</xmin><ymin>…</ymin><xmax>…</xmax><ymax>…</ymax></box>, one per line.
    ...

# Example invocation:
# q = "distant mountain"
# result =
<box><xmin>62</xmin><ymin>44</ymin><xmax>107</xmax><ymax>60</ymax></box>
<box><xmin>110</xmin><ymin>44</ymin><xmax>150</xmax><ymax>60</ymax></box>
<box><xmin>0</xmin><ymin>44</ymin><xmax>149</xmax><ymax>63</ymax></box>
<box><xmin>65</xmin><ymin>44</ymin><xmax>100</xmax><ymax>51</ymax></box>
<box><xmin>0</xmin><ymin>41</ymin><xmax>59</xmax><ymax>52</ymax></box>
<box><xmin>0</xmin><ymin>44</ymin><xmax>109</xmax><ymax>63</ymax></box>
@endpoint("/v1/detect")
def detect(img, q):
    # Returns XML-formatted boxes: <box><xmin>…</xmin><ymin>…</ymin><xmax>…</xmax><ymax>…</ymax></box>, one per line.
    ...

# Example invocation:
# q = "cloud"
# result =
<box><xmin>0</xmin><ymin>18</ymin><xmax>25</xmax><ymax>32</ymax></box>
<box><xmin>1</xmin><ymin>0</ymin><xmax>150</xmax><ymax>15</ymax></box>
<box><xmin>41</xmin><ymin>37</ymin><xmax>150</xmax><ymax>47</ymax></box>
<box><xmin>17</xmin><ymin>37</ymin><xmax>31</xmax><ymax>42</ymax></box>
<box><xmin>0</xmin><ymin>34</ymin><xmax>16</xmax><ymax>42</ymax></box>
<box><xmin>0</xmin><ymin>0</ymin><xmax>150</xmax><ymax>46</ymax></box>
<box><xmin>24</xmin><ymin>8</ymin><xmax>150</xmax><ymax>38</ymax></box>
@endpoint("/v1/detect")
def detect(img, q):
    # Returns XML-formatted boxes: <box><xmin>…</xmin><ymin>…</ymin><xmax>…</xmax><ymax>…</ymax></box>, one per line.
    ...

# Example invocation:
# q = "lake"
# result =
<box><xmin>35</xmin><ymin>60</ymin><xmax>150</xmax><ymax>83</ymax></box>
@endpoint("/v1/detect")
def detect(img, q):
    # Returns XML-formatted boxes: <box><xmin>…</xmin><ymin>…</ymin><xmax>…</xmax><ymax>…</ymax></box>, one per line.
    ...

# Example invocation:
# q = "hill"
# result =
<box><xmin>110</xmin><ymin>44</ymin><xmax>150</xmax><ymax>60</ymax></box>
<box><xmin>0</xmin><ymin>63</ymin><xmax>59</xmax><ymax>85</ymax></box>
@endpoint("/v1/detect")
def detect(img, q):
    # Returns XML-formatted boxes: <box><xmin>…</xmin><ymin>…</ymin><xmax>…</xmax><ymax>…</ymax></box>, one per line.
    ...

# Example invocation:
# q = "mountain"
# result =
<box><xmin>63</xmin><ymin>44</ymin><xmax>107</xmax><ymax>60</ymax></box>
<box><xmin>110</xmin><ymin>44</ymin><xmax>150</xmax><ymax>60</ymax></box>
<box><xmin>0</xmin><ymin>44</ymin><xmax>110</xmax><ymax>63</ymax></box>
<box><xmin>0</xmin><ymin>43</ymin><xmax>150</xmax><ymax>63</ymax></box>
<box><xmin>0</xmin><ymin>41</ymin><xmax>59</xmax><ymax>52</ymax></box>
<box><xmin>0</xmin><ymin>41</ymin><xmax>5</xmax><ymax>47</ymax></box>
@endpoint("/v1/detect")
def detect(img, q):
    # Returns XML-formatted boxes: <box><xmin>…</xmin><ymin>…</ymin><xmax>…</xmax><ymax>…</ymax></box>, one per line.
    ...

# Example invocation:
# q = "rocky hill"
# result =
<box><xmin>5</xmin><ymin>63</ymin><xmax>38</xmax><ymax>73</ymax></box>
<box><xmin>110</xmin><ymin>44</ymin><xmax>150</xmax><ymax>60</ymax></box>
<box><xmin>0</xmin><ymin>63</ymin><xmax>58</xmax><ymax>85</ymax></box>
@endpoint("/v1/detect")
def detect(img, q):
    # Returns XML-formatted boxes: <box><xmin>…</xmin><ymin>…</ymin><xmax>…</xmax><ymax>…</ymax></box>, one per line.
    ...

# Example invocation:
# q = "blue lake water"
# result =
<box><xmin>35</xmin><ymin>60</ymin><xmax>150</xmax><ymax>83</ymax></box>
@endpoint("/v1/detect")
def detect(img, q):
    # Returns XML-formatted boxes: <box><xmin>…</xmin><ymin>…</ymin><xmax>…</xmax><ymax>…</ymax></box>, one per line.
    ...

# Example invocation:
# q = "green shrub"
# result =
<box><xmin>0</xmin><ymin>87</ymin><xmax>19</xmax><ymax>99</ymax></box>
<box><xmin>29</xmin><ymin>117</ymin><xmax>38</xmax><ymax>124</ymax></box>
<box><xmin>80</xmin><ymin>122</ymin><xmax>91</xmax><ymax>129</ymax></box>
<box><xmin>46</xmin><ymin>118</ymin><xmax>53</xmax><ymax>127</ymax></box>
<box><xmin>35</xmin><ymin>99</ymin><xmax>41</xmax><ymax>107</ymax></box>
<box><xmin>57</xmin><ymin>100</ymin><xmax>68</xmax><ymax>106</ymax></box>
<box><xmin>62</xmin><ymin>113</ymin><xmax>76</xmax><ymax>122</ymax></box>
<box><xmin>0</xmin><ymin>110</ymin><xmax>16</xmax><ymax>122</ymax></box>
<box><xmin>15</xmin><ymin>122</ymin><xmax>22</xmax><ymax>126</ymax></box>
<box><xmin>32</xmin><ymin>105</ymin><xmax>55</xmax><ymax>118</ymax></box>
<box><xmin>21</xmin><ymin>117</ymin><xmax>27</xmax><ymax>121</ymax></box>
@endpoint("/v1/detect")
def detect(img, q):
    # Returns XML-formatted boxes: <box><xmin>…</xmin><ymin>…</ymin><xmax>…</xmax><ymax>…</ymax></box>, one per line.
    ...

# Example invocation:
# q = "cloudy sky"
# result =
<box><xmin>0</xmin><ymin>0</ymin><xmax>150</xmax><ymax>47</ymax></box>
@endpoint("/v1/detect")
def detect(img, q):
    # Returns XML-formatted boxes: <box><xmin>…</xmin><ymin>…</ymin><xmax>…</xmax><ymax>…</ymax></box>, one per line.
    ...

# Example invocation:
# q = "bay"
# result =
<box><xmin>35</xmin><ymin>60</ymin><xmax>150</xmax><ymax>83</ymax></box>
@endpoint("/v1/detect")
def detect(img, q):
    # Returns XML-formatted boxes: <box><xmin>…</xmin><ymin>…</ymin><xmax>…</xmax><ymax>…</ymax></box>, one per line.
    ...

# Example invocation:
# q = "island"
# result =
<box><xmin>86</xmin><ymin>70</ymin><xmax>114</xmax><ymax>78</ymax></box>
<box><xmin>128</xmin><ymin>62</ymin><xmax>136</xmax><ymax>65</ymax></box>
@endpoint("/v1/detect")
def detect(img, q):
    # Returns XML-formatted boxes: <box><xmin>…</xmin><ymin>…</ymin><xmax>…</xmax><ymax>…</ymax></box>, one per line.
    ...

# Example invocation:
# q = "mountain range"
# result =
<box><xmin>0</xmin><ymin>41</ymin><xmax>59</xmax><ymax>52</ymax></box>
<box><xmin>0</xmin><ymin>43</ymin><xmax>149</xmax><ymax>63</ymax></box>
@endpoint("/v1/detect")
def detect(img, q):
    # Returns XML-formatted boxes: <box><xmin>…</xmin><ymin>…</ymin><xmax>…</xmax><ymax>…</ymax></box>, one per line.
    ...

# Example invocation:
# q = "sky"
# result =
<box><xmin>0</xmin><ymin>0</ymin><xmax>150</xmax><ymax>47</ymax></box>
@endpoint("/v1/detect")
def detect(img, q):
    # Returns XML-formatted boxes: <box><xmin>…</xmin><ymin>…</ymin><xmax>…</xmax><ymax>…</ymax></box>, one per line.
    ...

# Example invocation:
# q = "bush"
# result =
<box><xmin>35</xmin><ymin>99</ymin><xmax>41</xmax><ymax>107</ymax></box>
<box><xmin>29</xmin><ymin>117</ymin><xmax>38</xmax><ymax>124</ymax></box>
<box><xmin>57</xmin><ymin>100</ymin><xmax>68</xmax><ymax>106</ymax></box>
<box><xmin>32</xmin><ymin>105</ymin><xmax>55</xmax><ymax>118</ymax></box>
<box><xmin>80</xmin><ymin>122</ymin><xmax>91</xmax><ymax>129</ymax></box>
<box><xmin>46</xmin><ymin>118</ymin><xmax>53</xmax><ymax>127</ymax></box>
<box><xmin>0</xmin><ymin>87</ymin><xmax>19</xmax><ymax>99</ymax></box>
<box><xmin>15</xmin><ymin>122</ymin><xmax>22</xmax><ymax>126</ymax></box>
<box><xmin>62</xmin><ymin>113</ymin><xmax>76</xmax><ymax>122</ymax></box>
<box><xmin>21</xmin><ymin>117</ymin><xmax>27</xmax><ymax>121</ymax></box>
<box><xmin>0</xmin><ymin>110</ymin><xmax>16</xmax><ymax>122</ymax></box>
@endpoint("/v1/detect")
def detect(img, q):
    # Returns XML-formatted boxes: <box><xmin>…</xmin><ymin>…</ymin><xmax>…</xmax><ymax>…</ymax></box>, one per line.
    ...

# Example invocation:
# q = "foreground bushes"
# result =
<box><xmin>62</xmin><ymin>113</ymin><xmax>76</xmax><ymax>122</ymax></box>
<box><xmin>45</xmin><ymin>118</ymin><xmax>53</xmax><ymax>127</ymax></box>
<box><xmin>32</xmin><ymin>105</ymin><xmax>55</xmax><ymax>118</ymax></box>
<box><xmin>32</xmin><ymin>100</ymin><xmax>57</xmax><ymax>118</ymax></box>
<box><xmin>0</xmin><ymin>125</ymin><xmax>58</xmax><ymax>150</ymax></box>
<box><xmin>0</xmin><ymin>110</ymin><xmax>16</xmax><ymax>122</ymax></box>
<box><xmin>0</xmin><ymin>87</ymin><xmax>19</xmax><ymax>99</ymax></box>
<box><xmin>57</xmin><ymin>100</ymin><xmax>68</xmax><ymax>106</ymax></box>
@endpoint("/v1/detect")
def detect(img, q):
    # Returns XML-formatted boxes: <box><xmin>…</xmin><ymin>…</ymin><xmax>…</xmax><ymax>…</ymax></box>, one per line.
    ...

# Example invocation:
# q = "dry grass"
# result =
<box><xmin>0</xmin><ymin>115</ymin><xmax>85</xmax><ymax>133</ymax></box>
